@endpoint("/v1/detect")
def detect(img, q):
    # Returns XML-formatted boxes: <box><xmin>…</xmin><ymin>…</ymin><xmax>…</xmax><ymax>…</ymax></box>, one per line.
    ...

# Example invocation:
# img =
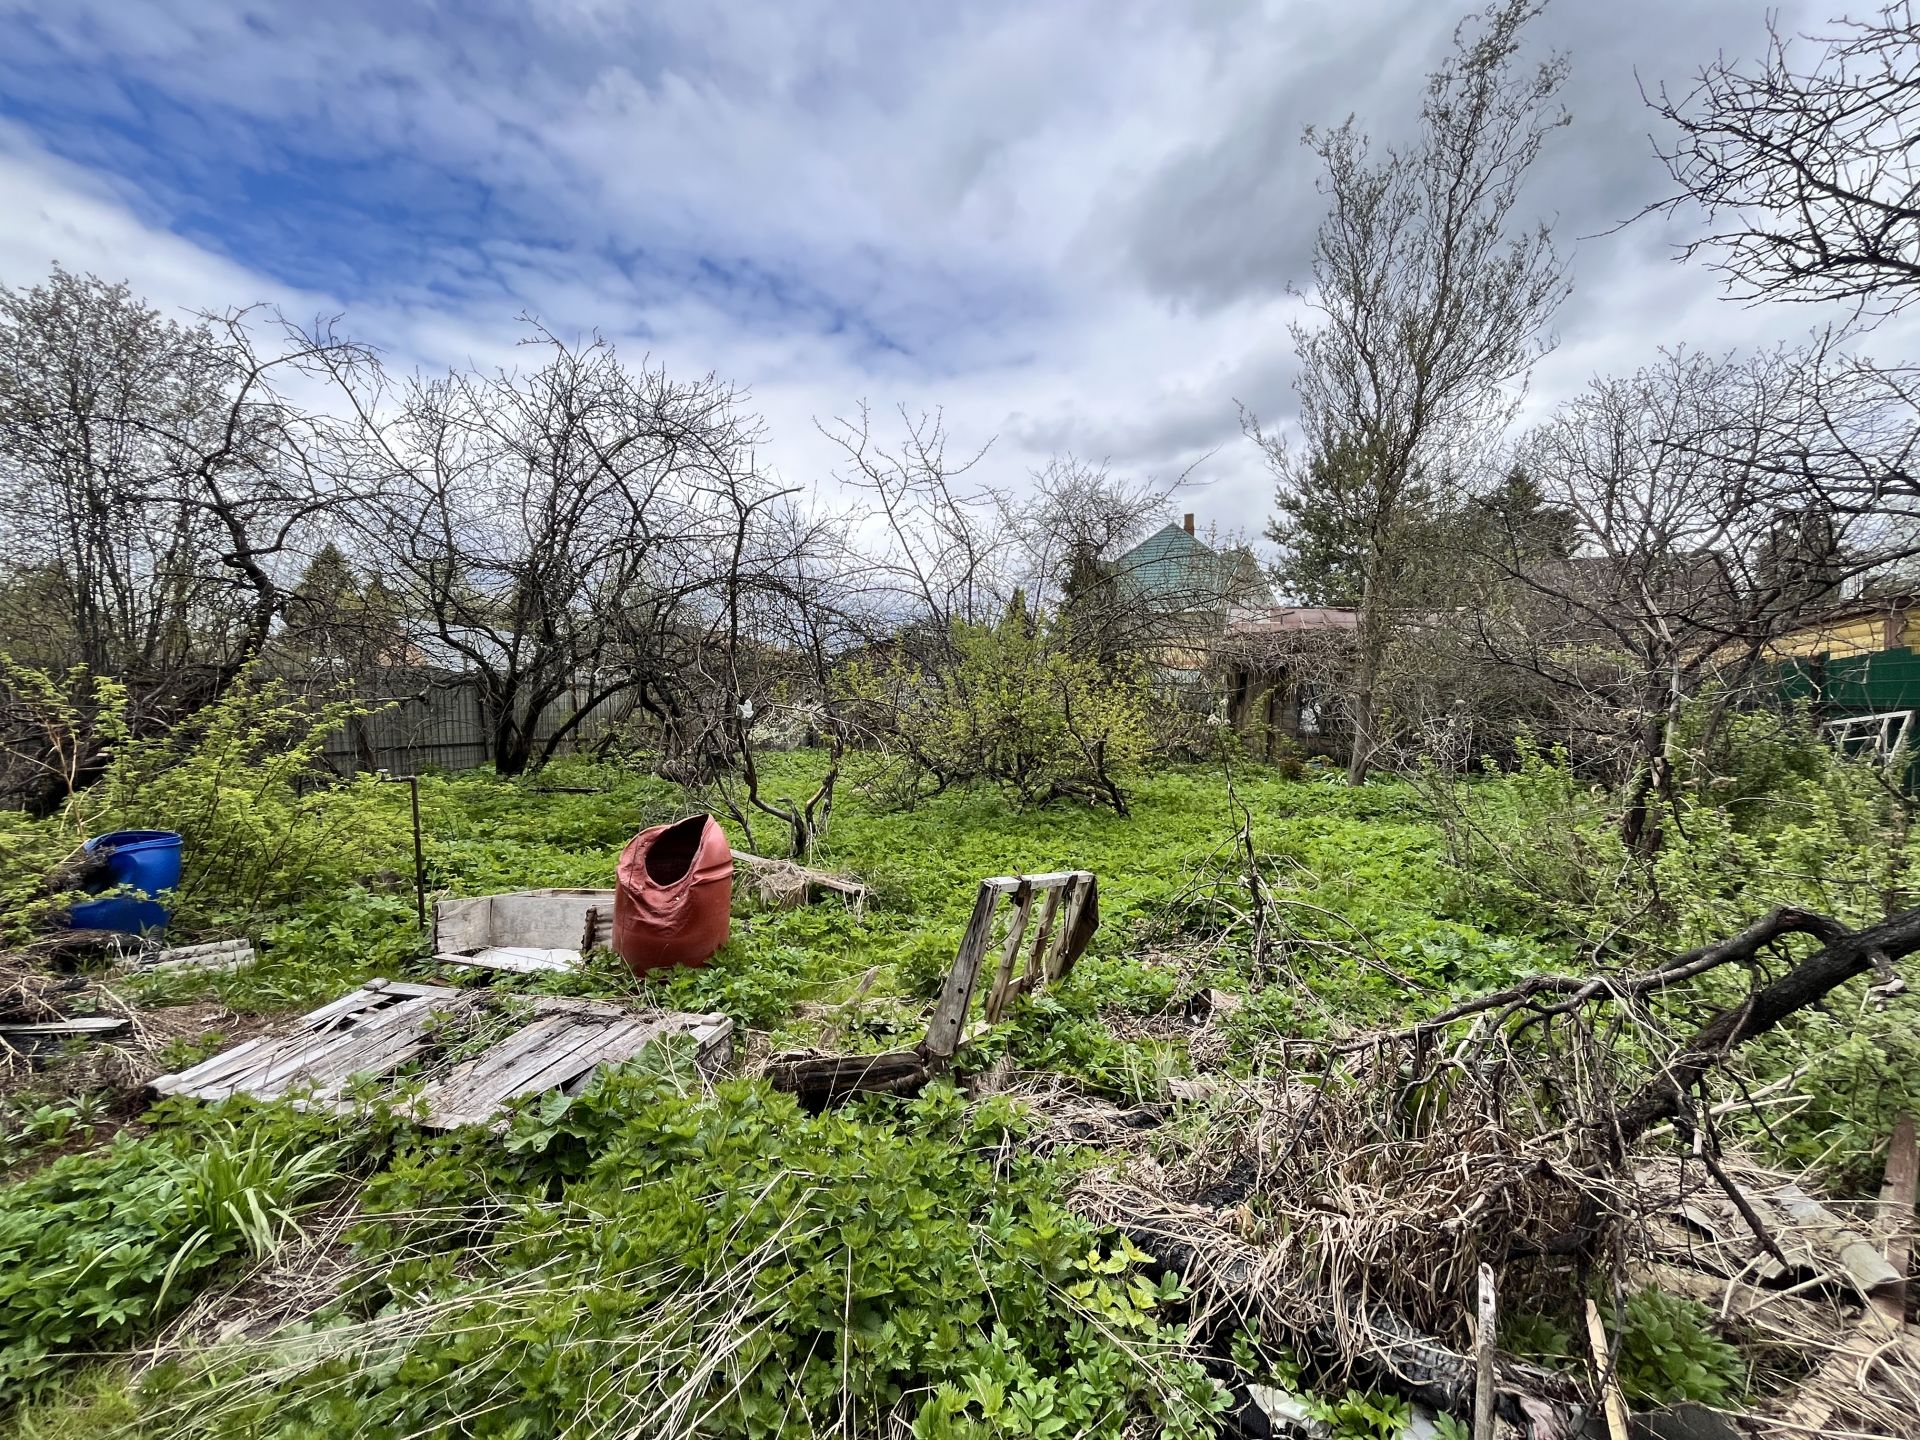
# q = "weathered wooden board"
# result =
<box><xmin>149</xmin><ymin>975</ymin><xmax>732</xmax><ymax>1129</ymax></box>
<box><xmin>0</xmin><ymin>1015</ymin><xmax>130</xmax><ymax>1055</ymax></box>
<box><xmin>0</xmin><ymin>1016</ymin><xmax>129</xmax><ymax>1036</ymax></box>
<box><xmin>417</xmin><ymin>1006</ymin><xmax>732</xmax><ymax>1129</ymax></box>
<box><xmin>921</xmin><ymin>880</ymin><xmax>1004</xmax><ymax>1061</ymax></box>
<box><xmin>151</xmin><ymin>982</ymin><xmax>471</xmax><ymax>1102</ymax></box>
<box><xmin>431</xmin><ymin>895</ymin><xmax>495</xmax><ymax>955</ymax></box>
<box><xmin>435</xmin><ymin>945</ymin><xmax>582</xmax><ymax>974</ymax></box>
<box><xmin>765</xmin><ymin>1049</ymin><xmax>930</xmax><ymax>1109</ymax></box>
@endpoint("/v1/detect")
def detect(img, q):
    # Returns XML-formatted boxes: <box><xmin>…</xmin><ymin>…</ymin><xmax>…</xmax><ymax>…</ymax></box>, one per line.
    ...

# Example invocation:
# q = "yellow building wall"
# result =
<box><xmin>1769</xmin><ymin>609</ymin><xmax>1910</xmax><ymax>659</ymax></box>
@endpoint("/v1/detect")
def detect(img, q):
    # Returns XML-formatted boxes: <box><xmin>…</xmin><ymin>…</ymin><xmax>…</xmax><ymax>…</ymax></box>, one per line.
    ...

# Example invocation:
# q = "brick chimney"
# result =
<box><xmin>1182</xmin><ymin>512</ymin><xmax>1195</xmax><ymax>535</ymax></box>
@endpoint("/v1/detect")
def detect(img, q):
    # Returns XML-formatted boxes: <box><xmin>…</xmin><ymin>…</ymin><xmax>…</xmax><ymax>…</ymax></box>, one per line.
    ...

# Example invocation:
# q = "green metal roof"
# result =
<box><xmin>1106</xmin><ymin>523</ymin><xmax>1225</xmax><ymax>608</ymax></box>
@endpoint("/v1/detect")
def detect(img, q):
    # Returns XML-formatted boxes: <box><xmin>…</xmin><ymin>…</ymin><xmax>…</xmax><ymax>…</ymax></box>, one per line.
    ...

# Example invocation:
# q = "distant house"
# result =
<box><xmin>1101</xmin><ymin>514</ymin><xmax>1268</xmax><ymax>675</ymax></box>
<box><xmin>1219</xmin><ymin>605</ymin><xmax>1360</xmax><ymax>759</ymax></box>
<box><xmin>1769</xmin><ymin>592</ymin><xmax>1919</xmax><ymax>660</ymax></box>
<box><xmin>1108</xmin><ymin>515</ymin><xmax>1230</xmax><ymax>613</ymax></box>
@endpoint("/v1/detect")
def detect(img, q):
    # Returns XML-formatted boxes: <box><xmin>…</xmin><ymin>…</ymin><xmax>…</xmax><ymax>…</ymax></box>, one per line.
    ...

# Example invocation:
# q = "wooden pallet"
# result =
<box><xmin>150</xmin><ymin>979</ymin><xmax>469</xmax><ymax>1104</ymax></box>
<box><xmin>769</xmin><ymin>870</ymin><xmax>1097</xmax><ymax>1107</ymax></box>
<box><xmin>149</xmin><ymin>979</ymin><xmax>732</xmax><ymax>1127</ymax></box>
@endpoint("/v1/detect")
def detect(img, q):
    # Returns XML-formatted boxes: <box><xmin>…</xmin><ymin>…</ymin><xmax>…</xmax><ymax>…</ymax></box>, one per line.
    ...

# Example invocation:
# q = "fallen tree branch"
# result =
<box><xmin>1381</xmin><ymin>905</ymin><xmax>1852</xmax><ymax>1044</ymax></box>
<box><xmin>1616</xmin><ymin>904</ymin><xmax>1920</xmax><ymax>1145</ymax></box>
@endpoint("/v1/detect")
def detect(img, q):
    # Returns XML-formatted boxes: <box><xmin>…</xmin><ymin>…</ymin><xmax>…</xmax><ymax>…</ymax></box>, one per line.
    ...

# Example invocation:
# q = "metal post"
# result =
<box><xmin>378</xmin><ymin>770</ymin><xmax>427</xmax><ymax>931</ymax></box>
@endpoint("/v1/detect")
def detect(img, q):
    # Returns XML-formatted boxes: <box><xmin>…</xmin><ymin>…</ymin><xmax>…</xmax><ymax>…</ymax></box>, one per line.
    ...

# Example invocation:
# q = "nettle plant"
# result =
<box><xmin>0</xmin><ymin>1100</ymin><xmax>359</xmax><ymax>1402</ymax></box>
<box><xmin>153</xmin><ymin>1073</ymin><xmax>1226</xmax><ymax>1440</ymax></box>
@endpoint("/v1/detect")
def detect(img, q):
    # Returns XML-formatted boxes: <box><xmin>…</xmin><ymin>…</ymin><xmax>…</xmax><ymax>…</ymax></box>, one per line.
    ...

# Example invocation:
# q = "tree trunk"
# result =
<box><xmin>1619</xmin><ymin>704</ymin><xmax>1669</xmax><ymax>856</ymax></box>
<box><xmin>1346</xmin><ymin>574</ymin><xmax>1384</xmax><ymax>787</ymax></box>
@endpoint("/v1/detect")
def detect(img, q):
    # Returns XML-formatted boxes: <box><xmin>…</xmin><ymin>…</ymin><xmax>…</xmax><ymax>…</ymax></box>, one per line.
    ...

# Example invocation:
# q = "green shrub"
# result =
<box><xmin>844</xmin><ymin>612</ymin><xmax>1155</xmax><ymax>815</ymax></box>
<box><xmin>81</xmin><ymin>674</ymin><xmax>409</xmax><ymax>927</ymax></box>
<box><xmin>1610</xmin><ymin>1289</ymin><xmax>1744</xmax><ymax>1408</ymax></box>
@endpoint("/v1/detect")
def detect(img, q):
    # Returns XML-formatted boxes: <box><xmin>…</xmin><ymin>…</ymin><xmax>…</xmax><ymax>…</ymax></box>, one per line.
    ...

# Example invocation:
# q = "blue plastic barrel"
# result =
<box><xmin>67</xmin><ymin>829</ymin><xmax>183</xmax><ymax>935</ymax></box>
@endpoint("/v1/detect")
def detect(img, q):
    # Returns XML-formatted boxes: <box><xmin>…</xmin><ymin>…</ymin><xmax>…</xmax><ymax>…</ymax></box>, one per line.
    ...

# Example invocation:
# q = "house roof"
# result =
<box><xmin>1106</xmin><ymin>523</ymin><xmax>1227</xmax><ymax>608</ymax></box>
<box><xmin>1227</xmin><ymin>606</ymin><xmax>1360</xmax><ymax>636</ymax></box>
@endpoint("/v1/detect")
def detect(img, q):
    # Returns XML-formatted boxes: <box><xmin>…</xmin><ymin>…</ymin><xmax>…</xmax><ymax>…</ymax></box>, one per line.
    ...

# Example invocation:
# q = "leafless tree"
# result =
<box><xmin>0</xmin><ymin>268</ymin><xmax>383</xmax><ymax>807</ymax></box>
<box><xmin>662</xmin><ymin>475</ymin><xmax>868</xmax><ymax>859</ymax></box>
<box><xmin>0</xmin><ymin>269</ymin><xmax>380</xmax><ymax>684</ymax></box>
<box><xmin>1645</xmin><ymin>4</ymin><xmax>1920</xmax><ymax>593</ymax></box>
<box><xmin>1255</xmin><ymin>0</ymin><xmax>1570</xmax><ymax>785</ymax></box>
<box><xmin>1467</xmin><ymin>348</ymin><xmax>1912</xmax><ymax>849</ymax></box>
<box><xmin>362</xmin><ymin>325</ymin><xmax>767</xmax><ymax>777</ymax></box>
<box><xmin>1648</xmin><ymin>3</ymin><xmax>1920</xmax><ymax>323</ymax></box>
<box><xmin>816</xmin><ymin>403</ymin><xmax>1007</xmax><ymax>640</ymax></box>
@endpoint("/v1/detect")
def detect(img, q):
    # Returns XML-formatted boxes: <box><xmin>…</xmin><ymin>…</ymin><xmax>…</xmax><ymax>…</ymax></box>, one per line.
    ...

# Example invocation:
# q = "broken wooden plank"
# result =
<box><xmin>921</xmin><ymin>881</ymin><xmax>1002</xmax><ymax>1061</ymax></box>
<box><xmin>254</xmin><ymin>995</ymin><xmax>470</xmax><ymax>1101</ymax></box>
<box><xmin>478</xmin><ymin>1017</ymin><xmax>662</xmax><ymax>1105</ymax></box>
<box><xmin>983</xmin><ymin>878</ymin><xmax>1035</xmax><ymax>1024</ymax></box>
<box><xmin>435</xmin><ymin>945</ymin><xmax>581</xmax><ymax>975</ymax></box>
<box><xmin>0</xmin><ymin>1015</ymin><xmax>129</xmax><ymax>1035</ymax></box>
<box><xmin>2</xmin><ymin>1016</ymin><xmax>131</xmax><ymax>1058</ymax></box>
<box><xmin>1472</xmin><ymin>1265</ymin><xmax>1497</xmax><ymax>1440</ymax></box>
<box><xmin>417</xmin><ymin>1017</ymin><xmax>585</xmax><ymax>1126</ymax></box>
<box><xmin>1774</xmin><ymin>1117</ymin><xmax>1920</xmax><ymax>1436</ymax></box>
<box><xmin>1875</xmin><ymin>1110</ymin><xmax>1916</xmax><ymax>1327</ymax></box>
<box><xmin>1584</xmin><ymin>1300</ymin><xmax>1630</xmax><ymax>1440</ymax></box>
<box><xmin>189</xmin><ymin>995</ymin><xmax>458</xmax><ymax>1102</ymax></box>
<box><xmin>581</xmin><ymin>904</ymin><xmax>613</xmax><ymax>951</ymax></box>
<box><xmin>1772</xmin><ymin>1181</ymin><xmax>1905</xmax><ymax>1296</ymax></box>
<box><xmin>1022</xmin><ymin>883</ymin><xmax>1064</xmax><ymax>982</ymax></box>
<box><xmin>1045</xmin><ymin>873</ymin><xmax>1097</xmax><ymax>981</ymax></box>
<box><xmin>766</xmin><ymin>1049</ymin><xmax>931</xmax><ymax>1108</ymax></box>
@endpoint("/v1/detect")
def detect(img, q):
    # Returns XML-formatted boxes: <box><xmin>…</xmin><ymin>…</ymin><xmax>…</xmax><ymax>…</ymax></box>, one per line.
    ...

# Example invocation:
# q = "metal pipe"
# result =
<box><xmin>378</xmin><ymin>769</ymin><xmax>427</xmax><ymax>931</ymax></box>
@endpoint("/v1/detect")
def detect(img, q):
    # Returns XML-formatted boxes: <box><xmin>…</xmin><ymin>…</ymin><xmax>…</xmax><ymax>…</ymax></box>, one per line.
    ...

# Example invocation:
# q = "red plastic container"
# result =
<box><xmin>612</xmin><ymin>814</ymin><xmax>733</xmax><ymax>976</ymax></box>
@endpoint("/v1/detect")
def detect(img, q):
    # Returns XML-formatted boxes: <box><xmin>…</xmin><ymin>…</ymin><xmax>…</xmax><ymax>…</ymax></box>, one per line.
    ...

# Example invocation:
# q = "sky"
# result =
<box><xmin>0</xmin><ymin>0</ymin><xmax>1878</xmax><ymax>551</ymax></box>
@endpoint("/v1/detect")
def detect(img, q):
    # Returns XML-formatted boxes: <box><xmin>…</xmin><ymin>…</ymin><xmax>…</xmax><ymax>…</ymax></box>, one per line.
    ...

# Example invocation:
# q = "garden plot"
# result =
<box><xmin>150</xmin><ymin>977</ymin><xmax>732</xmax><ymax>1126</ymax></box>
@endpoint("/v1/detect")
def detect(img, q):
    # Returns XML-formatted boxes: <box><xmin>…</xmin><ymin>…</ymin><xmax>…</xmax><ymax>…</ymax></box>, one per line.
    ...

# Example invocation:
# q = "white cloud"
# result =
<box><xmin>0</xmin><ymin>0</ymin><xmax>1903</xmax><ymax>559</ymax></box>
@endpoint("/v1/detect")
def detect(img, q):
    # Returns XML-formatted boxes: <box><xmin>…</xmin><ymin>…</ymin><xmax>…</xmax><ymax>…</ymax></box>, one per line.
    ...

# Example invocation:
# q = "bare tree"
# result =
<box><xmin>0</xmin><ymin>269</ymin><xmax>379</xmax><ymax>683</ymax></box>
<box><xmin>1468</xmin><ymin>348</ymin><xmax>1911</xmax><ymax>848</ymax></box>
<box><xmin>1646</xmin><ymin>6</ymin><xmax>1920</xmax><ymax>585</ymax></box>
<box><xmin>364</xmin><ymin>325</ymin><xmax>765</xmax><ymax>777</ymax></box>
<box><xmin>1255</xmin><ymin>0</ymin><xmax>1570</xmax><ymax>785</ymax></box>
<box><xmin>664</xmin><ymin>475</ymin><xmax>866</xmax><ymax>859</ymax></box>
<box><xmin>816</xmin><ymin>404</ymin><xmax>1005</xmax><ymax>639</ymax></box>
<box><xmin>1648</xmin><ymin>3</ymin><xmax>1920</xmax><ymax>322</ymax></box>
<box><xmin>0</xmin><ymin>268</ymin><xmax>383</xmax><ymax>807</ymax></box>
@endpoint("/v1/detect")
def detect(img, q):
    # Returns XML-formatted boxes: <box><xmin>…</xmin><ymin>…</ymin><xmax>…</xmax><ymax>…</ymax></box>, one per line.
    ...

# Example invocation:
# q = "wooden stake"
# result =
<box><xmin>1874</xmin><ymin>1110</ymin><xmax>1916</xmax><ymax>1326</ymax></box>
<box><xmin>1472</xmin><ymin>1264</ymin><xmax>1497</xmax><ymax>1440</ymax></box>
<box><xmin>1583</xmin><ymin>1300</ymin><xmax>1630</xmax><ymax>1440</ymax></box>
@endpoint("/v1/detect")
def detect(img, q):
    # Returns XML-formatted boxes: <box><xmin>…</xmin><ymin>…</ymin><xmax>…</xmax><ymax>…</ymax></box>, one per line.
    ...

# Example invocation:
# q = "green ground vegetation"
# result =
<box><xmin>0</xmin><ymin>697</ymin><xmax>1915</xmax><ymax>1436</ymax></box>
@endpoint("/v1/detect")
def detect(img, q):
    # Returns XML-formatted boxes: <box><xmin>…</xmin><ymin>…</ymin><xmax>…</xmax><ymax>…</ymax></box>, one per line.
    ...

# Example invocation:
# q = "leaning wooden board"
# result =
<box><xmin>149</xmin><ymin>979</ymin><xmax>733</xmax><ymax>1128</ymax></box>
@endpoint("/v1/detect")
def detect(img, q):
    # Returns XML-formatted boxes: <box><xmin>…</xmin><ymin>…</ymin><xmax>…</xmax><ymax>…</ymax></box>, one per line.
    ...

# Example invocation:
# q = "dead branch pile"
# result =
<box><xmin>1071</xmin><ymin>1042</ymin><xmax>1613</xmax><ymax>1427</ymax></box>
<box><xmin>730</xmin><ymin>849</ymin><xmax>868</xmax><ymax>914</ymax></box>
<box><xmin>1049</xmin><ymin>899</ymin><xmax>1920</xmax><ymax>1435</ymax></box>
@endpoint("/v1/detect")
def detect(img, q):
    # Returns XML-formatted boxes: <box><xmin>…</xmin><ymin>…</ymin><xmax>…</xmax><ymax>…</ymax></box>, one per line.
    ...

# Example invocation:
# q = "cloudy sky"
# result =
<box><xmin>0</xmin><ymin>0</ymin><xmax>1863</xmax><ymax>546</ymax></box>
